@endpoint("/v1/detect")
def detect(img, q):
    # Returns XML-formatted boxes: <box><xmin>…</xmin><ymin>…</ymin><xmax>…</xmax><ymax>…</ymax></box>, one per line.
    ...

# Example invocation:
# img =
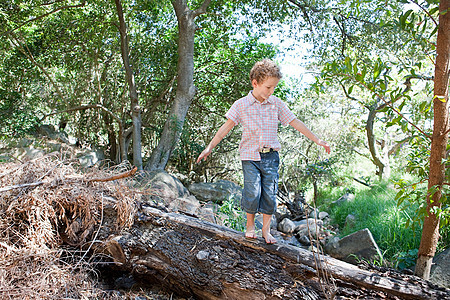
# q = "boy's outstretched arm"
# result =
<box><xmin>289</xmin><ymin>118</ymin><xmax>331</xmax><ymax>154</ymax></box>
<box><xmin>196</xmin><ymin>119</ymin><xmax>236</xmax><ymax>163</ymax></box>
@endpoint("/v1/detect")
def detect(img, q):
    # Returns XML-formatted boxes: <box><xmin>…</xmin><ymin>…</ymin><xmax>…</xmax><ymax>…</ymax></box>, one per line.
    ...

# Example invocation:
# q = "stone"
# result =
<box><xmin>332</xmin><ymin>193</ymin><xmax>355</xmax><ymax>206</ymax></box>
<box><xmin>141</xmin><ymin>170</ymin><xmax>189</xmax><ymax>204</ymax></box>
<box><xmin>294</xmin><ymin>218</ymin><xmax>323</xmax><ymax>239</ymax></box>
<box><xmin>318</xmin><ymin>211</ymin><xmax>329</xmax><ymax>220</ymax></box>
<box><xmin>197</xmin><ymin>202</ymin><xmax>218</xmax><ymax>224</ymax></box>
<box><xmin>196</xmin><ymin>250</ymin><xmax>209</xmax><ymax>261</ymax></box>
<box><xmin>297</xmin><ymin>235</ymin><xmax>311</xmax><ymax>246</ymax></box>
<box><xmin>78</xmin><ymin>148</ymin><xmax>105</xmax><ymax>168</ymax></box>
<box><xmin>324</xmin><ymin>228</ymin><xmax>383</xmax><ymax>265</ymax></box>
<box><xmin>167</xmin><ymin>195</ymin><xmax>200</xmax><ymax>215</ymax></box>
<box><xmin>309</xmin><ymin>208</ymin><xmax>319</xmax><ymax>219</ymax></box>
<box><xmin>277</xmin><ymin>218</ymin><xmax>297</xmax><ymax>234</ymax></box>
<box><xmin>188</xmin><ymin>180</ymin><xmax>242</xmax><ymax>203</ymax></box>
<box><xmin>284</xmin><ymin>235</ymin><xmax>303</xmax><ymax>248</ymax></box>
<box><xmin>430</xmin><ymin>248</ymin><xmax>450</xmax><ymax>289</ymax></box>
<box><xmin>23</xmin><ymin>147</ymin><xmax>46</xmax><ymax>160</ymax></box>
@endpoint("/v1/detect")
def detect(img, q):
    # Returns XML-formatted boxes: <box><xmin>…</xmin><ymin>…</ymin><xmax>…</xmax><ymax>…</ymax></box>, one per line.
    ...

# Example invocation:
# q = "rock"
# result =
<box><xmin>16</xmin><ymin>138</ymin><xmax>34</xmax><ymax>148</ymax></box>
<box><xmin>141</xmin><ymin>170</ymin><xmax>189</xmax><ymax>204</ymax></box>
<box><xmin>167</xmin><ymin>195</ymin><xmax>201</xmax><ymax>215</ymax></box>
<box><xmin>345</xmin><ymin>214</ymin><xmax>357</xmax><ymax>228</ymax></box>
<box><xmin>78</xmin><ymin>148</ymin><xmax>105</xmax><ymax>168</ymax></box>
<box><xmin>325</xmin><ymin>228</ymin><xmax>383</xmax><ymax>265</ymax></box>
<box><xmin>37</xmin><ymin>124</ymin><xmax>70</xmax><ymax>144</ymax></box>
<box><xmin>430</xmin><ymin>248</ymin><xmax>450</xmax><ymax>289</ymax></box>
<box><xmin>255</xmin><ymin>214</ymin><xmax>277</xmax><ymax>230</ymax></box>
<box><xmin>23</xmin><ymin>147</ymin><xmax>46</xmax><ymax>160</ymax></box>
<box><xmin>283</xmin><ymin>235</ymin><xmax>303</xmax><ymax>248</ymax></box>
<box><xmin>277</xmin><ymin>218</ymin><xmax>297</xmax><ymax>234</ymax></box>
<box><xmin>294</xmin><ymin>218</ymin><xmax>323</xmax><ymax>238</ymax></box>
<box><xmin>188</xmin><ymin>180</ymin><xmax>242</xmax><ymax>203</ymax></box>
<box><xmin>197</xmin><ymin>201</ymin><xmax>218</xmax><ymax>224</ymax></box>
<box><xmin>196</xmin><ymin>250</ymin><xmax>209</xmax><ymax>261</ymax></box>
<box><xmin>37</xmin><ymin>124</ymin><xmax>57</xmax><ymax>137</ymax></box>
<box><xmin>318</xmin><ymin>211</ymin><xmax>329</xmax><ymax>220</ymax></box>
<box><xmin>297</xmin><ymin>235</ymin><xmax>311</xmax><ymax>246</ymax></box>
<box><xmin>309</xmin><ymin>208</ymin><xmax>319</xmax><ymax>219</ymax></box>
<box><xmin>332</xmin><ymin>193</ymin><xmax>355</xmax><ymax>206</ymax></box>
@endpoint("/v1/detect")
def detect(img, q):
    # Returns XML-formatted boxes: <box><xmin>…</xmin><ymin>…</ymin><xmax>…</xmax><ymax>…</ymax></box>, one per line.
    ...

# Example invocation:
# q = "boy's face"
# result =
<box><xmin>251</xmin><ymin>76</ymin><xmax>280</xmax><ymax>102</ymax></box>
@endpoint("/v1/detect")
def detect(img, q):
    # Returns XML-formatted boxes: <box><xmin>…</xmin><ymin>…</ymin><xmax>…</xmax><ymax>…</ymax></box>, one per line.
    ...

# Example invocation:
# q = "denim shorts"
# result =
<box><xmin>241</xmin><ymin>151</ymin><xmax>279</xmax><ymax>215</ymax></box>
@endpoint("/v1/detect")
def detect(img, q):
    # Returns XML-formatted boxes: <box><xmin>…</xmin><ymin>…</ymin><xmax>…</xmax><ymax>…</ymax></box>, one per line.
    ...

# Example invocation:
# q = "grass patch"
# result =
<box><xmin>320</xmin><ymin>182</ymin><xmax>422</xmax><ymax>269</ymax></box>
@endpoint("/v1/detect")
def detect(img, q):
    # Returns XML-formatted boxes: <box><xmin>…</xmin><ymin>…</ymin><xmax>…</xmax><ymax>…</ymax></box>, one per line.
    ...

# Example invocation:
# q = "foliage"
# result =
<box><xmin>218</xmin><ymin>195</ymin><xmax>245</xmax><ymax>232</ymax></box>
<box><xmin>0</xmin><ymin>89</ymin><xmax>40</xmax><ymax>137</ymax></box>
<box><xmin>394</xmin><ymin>140</ymin><xmax>450</xmax><ymax>235</ymax></box>
<box><xmin>303</xmin><ymin>158</ymin><xmax>336</xmax><ymax>183</ymax></box>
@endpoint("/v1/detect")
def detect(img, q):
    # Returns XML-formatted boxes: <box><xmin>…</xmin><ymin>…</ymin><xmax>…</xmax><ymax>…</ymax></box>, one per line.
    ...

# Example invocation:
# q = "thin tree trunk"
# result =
<box><xmin>114</xmin><ymin>0</ymin><xmax>143</xmax><ymax>170</ymax></box>
<box><xmin>145</xmin><ymin>0</ymin><xmax>211</xmax><ymax>171</ymax></box>
<box><xmin>366</xmin><ymin>101</ymin><xmax>386</xmax><ymax>180</ymax></box>
<box><xmin>415</xmin><ymin>0</ymin><xmax>450</xmax><ymax>279</ymax></box>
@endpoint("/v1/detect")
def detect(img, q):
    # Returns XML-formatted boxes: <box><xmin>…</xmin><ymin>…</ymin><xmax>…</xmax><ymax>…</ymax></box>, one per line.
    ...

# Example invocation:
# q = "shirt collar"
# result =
<box><xmin>248</xmin><ymin>91</ymin><xmax>274</xmax><ymax>104</ymax></box>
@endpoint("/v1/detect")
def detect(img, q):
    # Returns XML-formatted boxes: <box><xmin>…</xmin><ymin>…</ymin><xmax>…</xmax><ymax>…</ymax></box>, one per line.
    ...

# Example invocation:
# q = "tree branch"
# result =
<box><xmin>193</xmin><ymin>0</ymin><xmax>212</xmax><ymax>18</ymax></box>
<box><xmin>42</xmin><ymin>104</ymin><xmax>122</xmax><ymax>126</ymax></box>
<box><xmin>89</xmin><ymin>166</ymin><xmax>137</xmax><ymax>182</ymax></box>
<box><xmin>336</xmin><ymin>73</ymin><xmax>432</xmax><ymax>139</ymax></box>
<box><xmin>406</xmin><ymin>0</ymin><xmax>439</xmax><ymax>27</ymax></box>
<box><xmin>4</xmin><ymin>0</ymin><xmax>86</xmax><ymax>36</ymax></box>
<box><xmin>0</xmin><ymin>182</ymin><xmax>44</xmax><ymax>193</ymax></box>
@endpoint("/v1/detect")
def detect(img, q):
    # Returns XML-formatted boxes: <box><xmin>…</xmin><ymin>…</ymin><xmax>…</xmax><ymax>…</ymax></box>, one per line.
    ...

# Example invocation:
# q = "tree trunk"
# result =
<box><xmin>97</xmin><ymin>206</ymin><xmax>450</xmax><ymax>300</ymax></box>
<box><xmin>114</xmin><ymin>0</ymin><xmax>143</xmax><ymax>170</ymax></box>
<box><xmin>145</xmin><ymin>0</ymin><xmax>211</xmax><ymax>171</ymax></box>
<box><xmin>415</xmin><ymin>0</ymin><xmax>450</xmax><ymax>279</ymax></box>
<box><xmin>366</xmin><ymin>100</ymin><xmax>390</xmax><ymax>180</ymax></box>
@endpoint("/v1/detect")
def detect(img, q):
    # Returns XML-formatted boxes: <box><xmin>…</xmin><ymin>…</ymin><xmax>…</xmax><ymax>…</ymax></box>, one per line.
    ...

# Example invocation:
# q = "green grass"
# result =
<box><xmin>318</xmin><ymin>182</ymin><xmax>422</xmax><ymax>269</ymax></box>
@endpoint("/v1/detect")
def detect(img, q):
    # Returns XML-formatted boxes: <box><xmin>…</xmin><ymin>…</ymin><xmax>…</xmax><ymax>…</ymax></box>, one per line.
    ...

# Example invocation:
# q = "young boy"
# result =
<box><xmin>196</xmin><ymin>59</ymin><xmax>330</xmax><ymax>244</ymax></box>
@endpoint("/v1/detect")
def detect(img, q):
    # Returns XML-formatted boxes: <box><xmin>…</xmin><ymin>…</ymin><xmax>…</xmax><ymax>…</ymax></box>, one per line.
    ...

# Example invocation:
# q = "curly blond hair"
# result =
<box><xmin>249</xmin><ymin>59</ymin><xmax>283</xmax><ymax>84</ymax></box>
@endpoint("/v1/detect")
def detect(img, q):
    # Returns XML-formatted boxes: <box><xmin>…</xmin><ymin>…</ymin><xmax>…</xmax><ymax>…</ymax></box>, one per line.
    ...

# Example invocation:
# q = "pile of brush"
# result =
<box><xmin>0</xmin><ymin>153</ymin><xmax>138</xmax><ymax>299</ymax></box>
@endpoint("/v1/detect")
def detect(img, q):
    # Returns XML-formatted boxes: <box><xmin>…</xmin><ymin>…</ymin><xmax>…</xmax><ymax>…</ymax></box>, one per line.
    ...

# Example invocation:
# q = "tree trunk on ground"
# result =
<box><xmin>415</xmin><ymin>0</ymin><xmax>450</xmax><ymax>280</ymax></box>
<box><xmin>96</xmin><ymin>206</ymin><xmax>450</xmax><ymax>300</ymax></box>
<box><xmin>145</xmin><ymin>0</ymin><xmax>211</xmax><ymax>171</ymax></box>
<box><xmin>114</xmin><ymin>0</ymin><xmax>143</xmax><ymax>170</ymax></box>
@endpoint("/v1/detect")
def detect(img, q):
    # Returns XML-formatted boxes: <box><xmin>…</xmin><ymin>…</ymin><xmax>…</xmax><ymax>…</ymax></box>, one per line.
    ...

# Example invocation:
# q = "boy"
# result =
<box><xmin>196</xmin><ymin>59</ymin><xmax>330</xmax><ymax>244</ymax></box>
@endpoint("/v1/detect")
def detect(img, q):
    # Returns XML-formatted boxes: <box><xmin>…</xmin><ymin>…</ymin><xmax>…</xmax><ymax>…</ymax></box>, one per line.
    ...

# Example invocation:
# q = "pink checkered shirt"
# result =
<box><xmin>225</xmin><ymin>91</ymin><xmax>296</xmax><ymax>161</ymax></box>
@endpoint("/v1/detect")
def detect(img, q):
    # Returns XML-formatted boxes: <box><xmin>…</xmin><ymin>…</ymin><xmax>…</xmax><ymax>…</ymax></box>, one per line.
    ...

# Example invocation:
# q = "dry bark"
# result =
<box><xmin>98</xmin><ymin>206</ymin><xmax>450</xmax><ymax>300</ymax></box>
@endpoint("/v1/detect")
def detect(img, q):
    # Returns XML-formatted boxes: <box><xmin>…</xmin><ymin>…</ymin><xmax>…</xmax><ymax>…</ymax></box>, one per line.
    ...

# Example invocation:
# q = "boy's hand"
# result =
<box><xmin>196</xmin><ymin>148</ymin><xmax>212</xmax><ymax>163</ymax></box>
<box><xmin>317</xmin><ymin>140</ymin><xmax>331</xmax><ymax>154</ymax></box>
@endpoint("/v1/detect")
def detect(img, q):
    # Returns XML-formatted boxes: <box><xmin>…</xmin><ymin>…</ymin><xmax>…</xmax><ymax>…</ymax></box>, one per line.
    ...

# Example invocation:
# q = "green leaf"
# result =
<box><xmin>348</xmin><ymin>85</ymin><xmax>354</xmax><ymax>95</ymax></box>
<box><xmin>345</xmin><ymin>57</ymin><xmax>352</xmax><ymax>71</ymax></box>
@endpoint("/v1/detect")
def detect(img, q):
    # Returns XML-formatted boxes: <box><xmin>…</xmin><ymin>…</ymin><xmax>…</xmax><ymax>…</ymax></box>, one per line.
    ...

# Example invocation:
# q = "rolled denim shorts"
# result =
<box><xmin>241</xmin><ymin>151</ymin><xmax>279</xmax><ymax>215</ymax></box>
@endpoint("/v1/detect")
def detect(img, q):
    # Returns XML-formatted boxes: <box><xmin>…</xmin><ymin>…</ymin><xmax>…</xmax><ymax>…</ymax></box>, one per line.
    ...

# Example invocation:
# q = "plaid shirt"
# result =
<box><xmin>225</xmin><ymin>91</ymin><xmax>296</xmax><ymax>161</ymax></box>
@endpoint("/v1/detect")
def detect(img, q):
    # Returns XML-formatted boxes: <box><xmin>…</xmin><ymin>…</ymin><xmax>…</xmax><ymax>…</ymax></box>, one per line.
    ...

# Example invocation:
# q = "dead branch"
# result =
<box><xmin>0</xmin><ymin>166</ymin><xmax>137</xmax><ymax>193</ymax></box>
<box><xmin>89</xmin><ymin>166</ymin><xmax>137</xmax><ymax>182</ymax></box>
<box><xmin>0</xmin><ymin>181</ymin><xmax>44</xmax><ymax>193</ymax></box>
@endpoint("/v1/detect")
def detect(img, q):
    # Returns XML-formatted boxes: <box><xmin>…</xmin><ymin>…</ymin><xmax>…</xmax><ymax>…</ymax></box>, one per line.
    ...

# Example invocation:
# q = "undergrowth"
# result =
<box><xmin>317</xmin><ymin>181</ymin><xmax>426</xmax><ymax>270</ymax></box>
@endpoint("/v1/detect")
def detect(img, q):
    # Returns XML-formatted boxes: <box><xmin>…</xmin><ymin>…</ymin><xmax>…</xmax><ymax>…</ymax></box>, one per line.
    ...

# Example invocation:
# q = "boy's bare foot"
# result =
<box><xmin>245</xmin><ymin>228</ymin><xmax>257</xmax><ymax>239</ymax></box>
<box><xmin>262</xmin><ymin>231</ymin><xmax>277</xmax><ymax>244</ymax></box>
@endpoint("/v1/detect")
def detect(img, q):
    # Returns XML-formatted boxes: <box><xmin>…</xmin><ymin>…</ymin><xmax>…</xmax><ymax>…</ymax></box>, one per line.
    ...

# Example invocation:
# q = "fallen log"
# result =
<box><xmin>97</xmin><ymin>206</ymin><xmax>450</xmax><ymax>300</ymax></box>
